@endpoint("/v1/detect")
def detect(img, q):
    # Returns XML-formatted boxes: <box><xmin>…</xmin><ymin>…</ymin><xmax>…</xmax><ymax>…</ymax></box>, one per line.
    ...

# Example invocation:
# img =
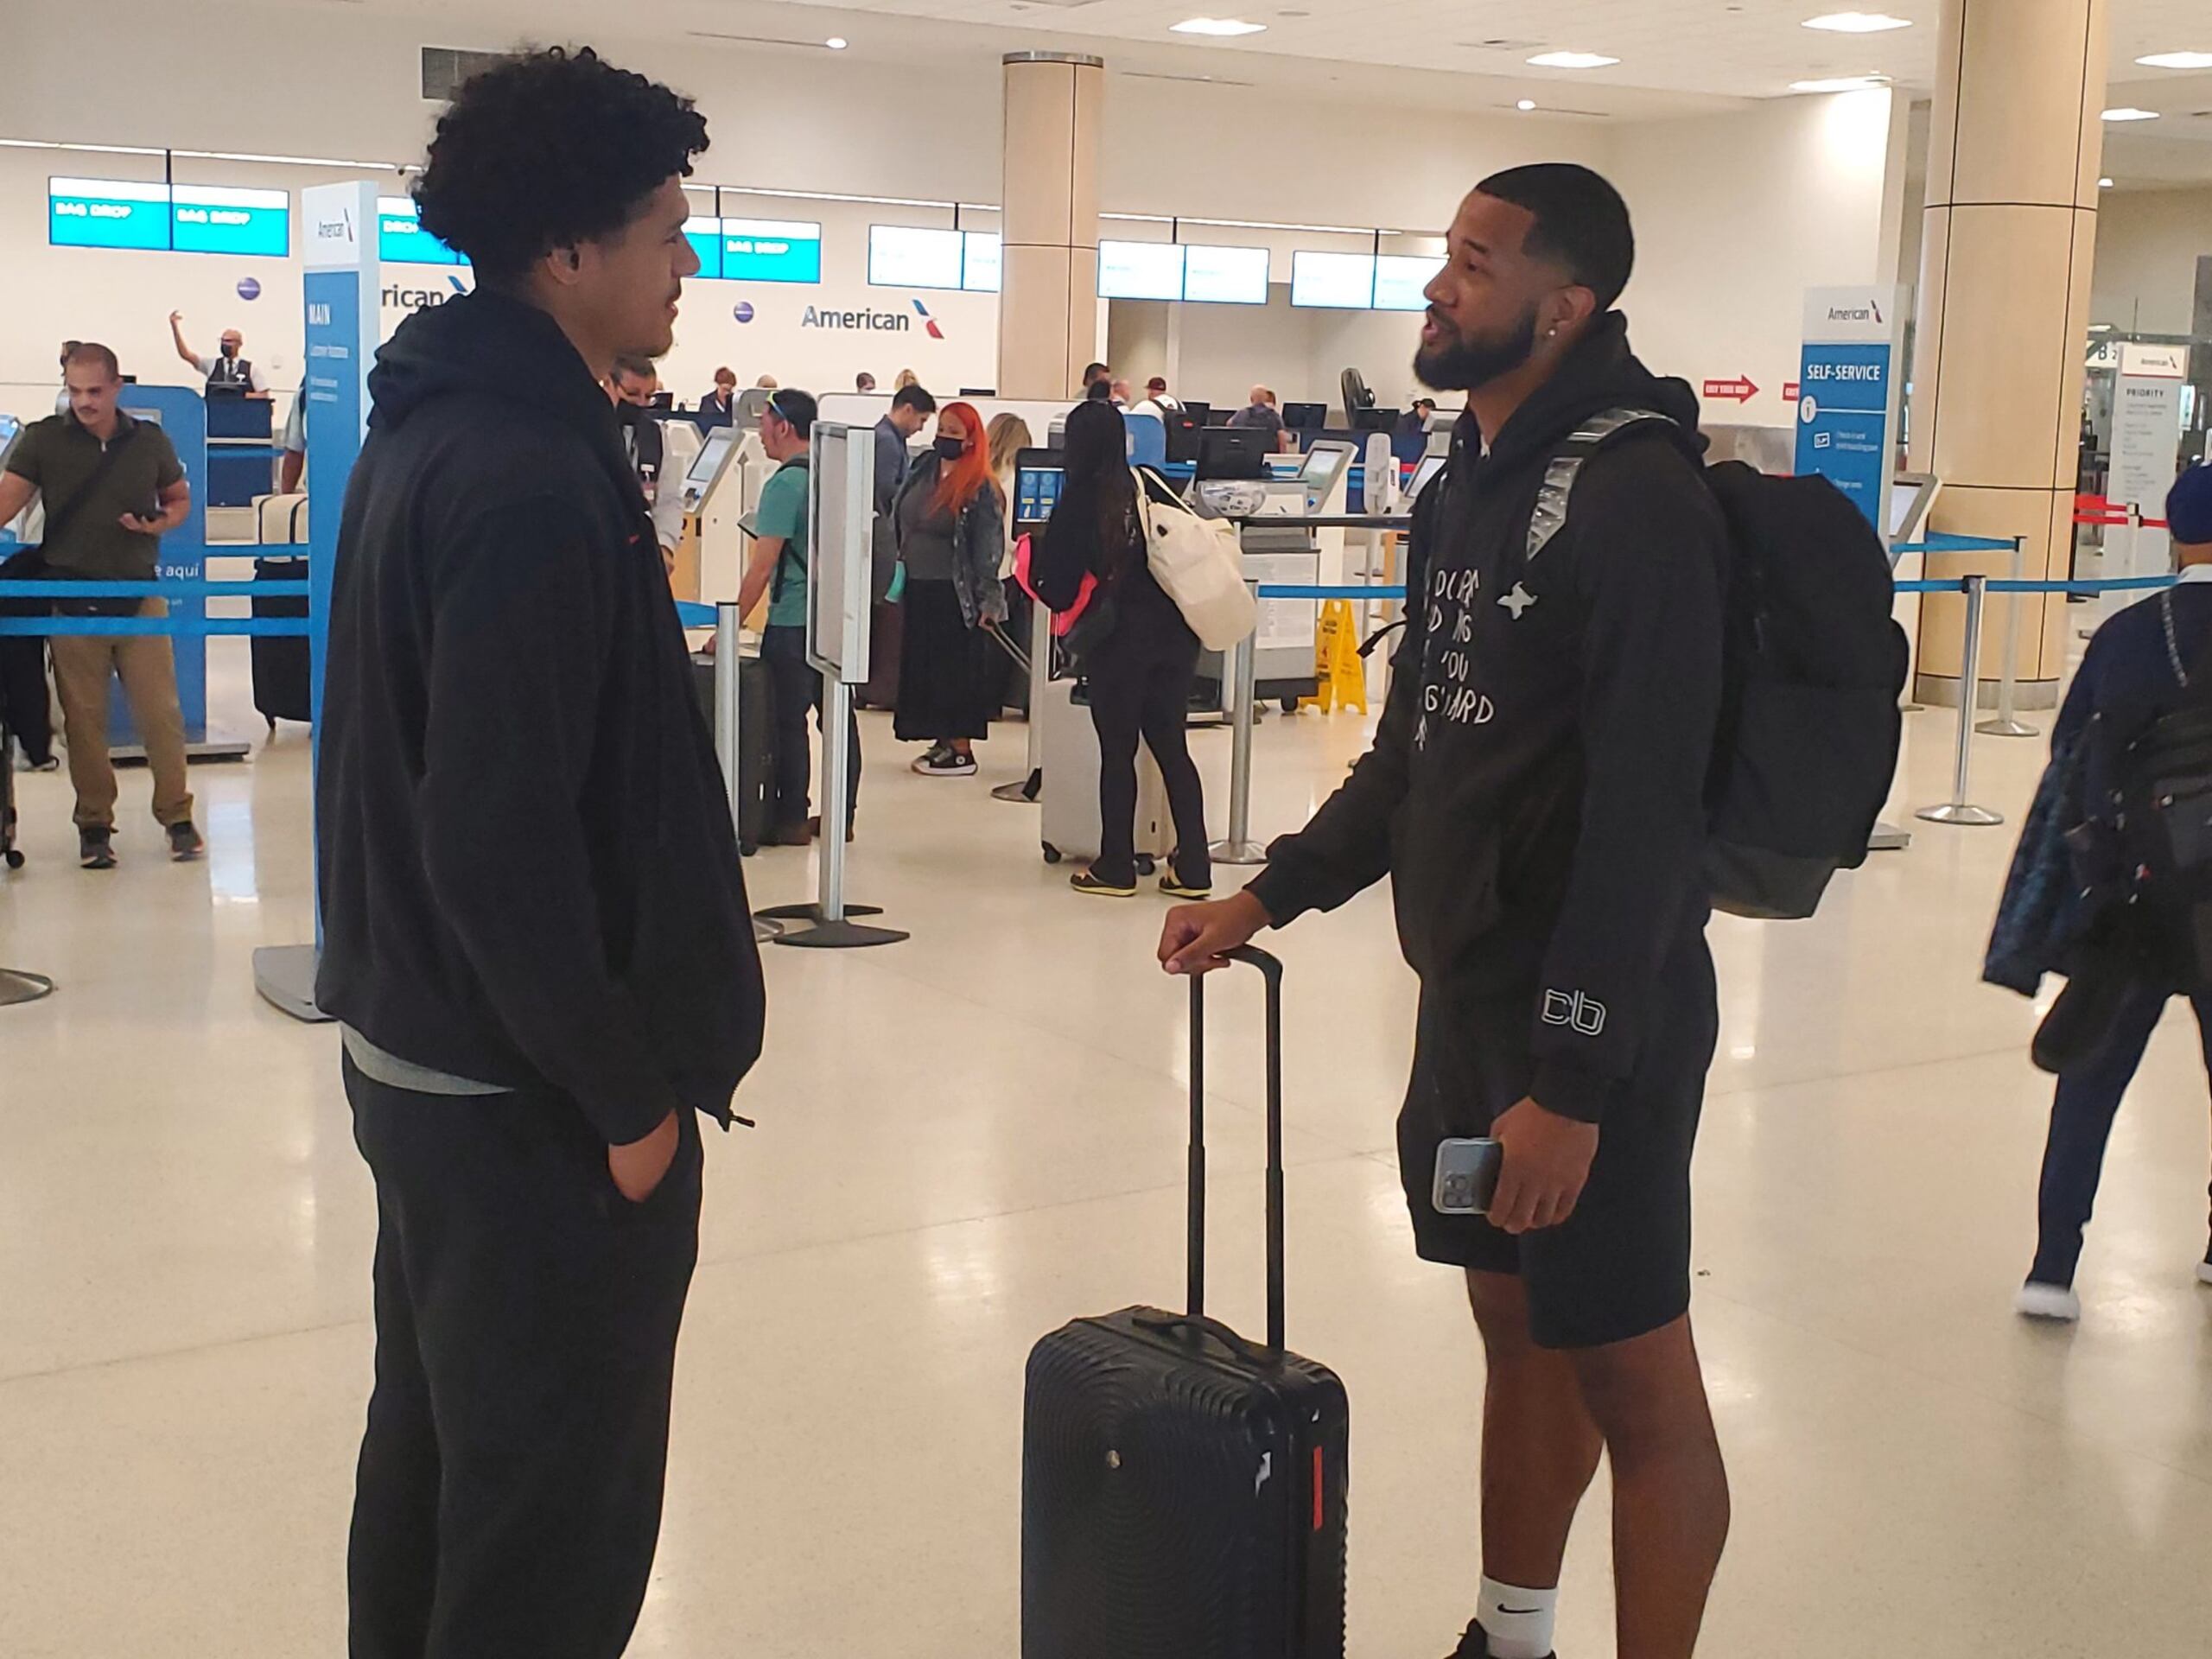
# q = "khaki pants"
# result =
<box><xmin>49</xmin><ymin>598</ymin><xmax>194</xmax><ymax>832</ymax></box>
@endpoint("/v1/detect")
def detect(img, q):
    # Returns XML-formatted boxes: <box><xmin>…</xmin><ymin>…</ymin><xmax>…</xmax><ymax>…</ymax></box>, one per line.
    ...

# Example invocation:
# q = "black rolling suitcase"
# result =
<box><xmin>690</xmin><ymin>649</ymin><xmax>775</xmax><ymax>855</ymax></box>
<box><xmin>1023</xmin><ymin>947</ymin><xmax>1349</xmax><ymax>1659</ymax></box>
<box><xmin>251</xmin><ymin>556</ymin><xmax>312</xmax><ymax>728</ymax></box>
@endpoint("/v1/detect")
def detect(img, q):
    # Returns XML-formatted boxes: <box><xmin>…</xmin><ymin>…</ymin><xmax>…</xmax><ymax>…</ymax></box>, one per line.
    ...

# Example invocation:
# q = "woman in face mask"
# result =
<box><xmin>891</xmin><ymin>401</ymin><xmax>1009</xmax><ymax>777</ymax></box>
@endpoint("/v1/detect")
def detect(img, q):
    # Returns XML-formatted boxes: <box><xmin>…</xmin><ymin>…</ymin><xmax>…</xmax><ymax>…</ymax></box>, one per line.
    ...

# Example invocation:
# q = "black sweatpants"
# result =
<box><xmin>1083</xmin><ymin>622</ymin><xmax>1210</xmax><ymax>890</ymax></box>
<box><xmin>345</xmin><ymin>1056</ymin><xmax>702</xmax><ymax>1659</ymax></box>
<box><xmin>761</xmin><ymin>623</ymin><xmax>859</xmax><ymax>835</ymax></box>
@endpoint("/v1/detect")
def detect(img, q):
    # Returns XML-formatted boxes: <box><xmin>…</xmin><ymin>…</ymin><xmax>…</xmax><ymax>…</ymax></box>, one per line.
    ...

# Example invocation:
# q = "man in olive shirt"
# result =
<box><xmin>0</xmin><ymin>342</ymin><xmax>202</xmax><ymax>868</ymax></box>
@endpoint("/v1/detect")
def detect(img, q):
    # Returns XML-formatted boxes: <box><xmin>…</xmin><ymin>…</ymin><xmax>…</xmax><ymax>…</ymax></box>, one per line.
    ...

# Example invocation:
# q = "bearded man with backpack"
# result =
<box><xmin>1159</xmin><ymin>164</ymin><xmax>1902</xmax><ymax>1659</ymax></box>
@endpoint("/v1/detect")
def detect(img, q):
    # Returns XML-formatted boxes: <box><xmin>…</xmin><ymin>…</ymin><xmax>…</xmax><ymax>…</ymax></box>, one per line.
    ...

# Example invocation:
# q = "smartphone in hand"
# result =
<box><xmin>1432</xmin><ymin>1137</ymin><xmax>1503</xmax><ymax>1216</ymax></box>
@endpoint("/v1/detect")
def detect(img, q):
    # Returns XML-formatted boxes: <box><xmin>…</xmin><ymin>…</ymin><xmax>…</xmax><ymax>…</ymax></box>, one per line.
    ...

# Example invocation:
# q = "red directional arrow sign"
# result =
<box><xmin>1701</xmin><ymin>376</ymin><xmax>1761</xmax><ymax>404</ymax></box>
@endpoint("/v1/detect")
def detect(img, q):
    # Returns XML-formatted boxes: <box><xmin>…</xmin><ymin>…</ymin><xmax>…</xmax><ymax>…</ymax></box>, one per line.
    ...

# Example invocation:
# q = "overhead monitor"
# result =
<box><xmin>377</xmin><ymin>197</ymin><xmax>467</xmax><ymax>266</ymax></box>
<box><xmin>962</xmin><ymin>232</ymin><xmax>1001</xmax><ymax>293</ymax></box>
<box><xmin>1098</xmin><ymin>239</ymin><xmax>1185</xmax><ymax>302</ymax></box>
<box><xmin>170</xmin><ymin>184</ymin><xmax>290</xmax><ymax>257</ymax></box>
<box><xmin>1181</xmin><ymin>244</ymin><xmax>1269</xmax><ymax>305</ymax></box>
<box><xmin>687</xmin><ymin>425</ymin><xmax>741</xmax><ymax>490</ymax></box>
<box><xmin>49</xmin><ymin>178</ymin><xmax>171</xmax><ymax>251</ymax></box>
<box><xmin>868</xmin><ymin>225</ymin><xmax>964</xmax><ymax>290</ymax></box>
<box><xmin>1373</xmin><ymin>254</ymin><xmax>1446</xmax><ymax>312</ymax></box>
<box><xmin>683</xmin><ymin>217</ymin><xmax>724</xmax><ymax>280</ymax></box>
<box><xmin>1290</xmin><ymin>251</ymin><xmax>1376</xmax><ymax>309</ymax></box>
<box><xmin>721</xmin><ymin>218</ymin><xmax>823</xmax><ymax>283</ymax></box>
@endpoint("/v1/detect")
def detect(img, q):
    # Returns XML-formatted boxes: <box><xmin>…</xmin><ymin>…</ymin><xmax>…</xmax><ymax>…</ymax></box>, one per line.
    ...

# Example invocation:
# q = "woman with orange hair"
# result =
<box><xmin>891</xmin><ymin>400</ymin><xmax>1008</xmax><ymax>776</ymax></box>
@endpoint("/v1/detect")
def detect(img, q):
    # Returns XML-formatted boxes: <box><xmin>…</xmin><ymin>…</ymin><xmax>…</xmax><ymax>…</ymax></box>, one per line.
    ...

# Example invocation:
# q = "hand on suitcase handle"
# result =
<box><xmin>1159</xmin><ymin>891</ymin><xmax>1274</xmax><ymax>976</ymax></box>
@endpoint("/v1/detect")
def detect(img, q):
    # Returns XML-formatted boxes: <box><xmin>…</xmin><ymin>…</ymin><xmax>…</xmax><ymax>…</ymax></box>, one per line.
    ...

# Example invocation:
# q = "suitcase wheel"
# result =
<box><xmin>4</xmin><ymin>850</ymin><xmax>22</xmax><ymax>871</ymax></box>
<box><xmin>1041</xmin><ymin>842</ymin><xmax>1063</xmax><ymax>865</ymax></box>
<box><xmin>1135</xmin><ymin>855</ymin><xmax>1156</xmax><ymax>876</ymax></box>
<box><xmin>1281</xmin><ymin>695</ymin><xmax>1301</xmax><ymax>714</ymax></box>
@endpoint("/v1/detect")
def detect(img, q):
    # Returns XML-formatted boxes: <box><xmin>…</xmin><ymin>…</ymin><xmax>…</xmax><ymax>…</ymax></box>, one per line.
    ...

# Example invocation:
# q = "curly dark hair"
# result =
<box><xmin>413</xmin><ymin>46</ymin><xmax>709</xmax><ymax>285</ymax></box>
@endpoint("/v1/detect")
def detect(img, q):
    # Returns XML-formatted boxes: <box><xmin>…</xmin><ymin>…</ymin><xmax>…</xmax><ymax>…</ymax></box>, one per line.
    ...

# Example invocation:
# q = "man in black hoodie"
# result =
<box><xmin>1161</xmin><ymin>167</ymin><xmax>1728</xmax><ymax>1659</ymax></box>
<box><xmin>315</xmin><ymin>48</ymin><xmax>764</xmax><ymax>1659</ymax></box>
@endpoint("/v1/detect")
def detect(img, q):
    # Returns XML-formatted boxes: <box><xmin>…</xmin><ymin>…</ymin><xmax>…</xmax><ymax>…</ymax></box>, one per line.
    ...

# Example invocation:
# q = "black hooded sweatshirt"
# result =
<box><xmin>1246</xmin><ymin>313</ymin><xmax>1725</xmax><ymax>1123</ymax></box>
<box><xmin>315</xmin><ymin>290</ymin><xmax>764</xmax><ymax>1143</ymax></box>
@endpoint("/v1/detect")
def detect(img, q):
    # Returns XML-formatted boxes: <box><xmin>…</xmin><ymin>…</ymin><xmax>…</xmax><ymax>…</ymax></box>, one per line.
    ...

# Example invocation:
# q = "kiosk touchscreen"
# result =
<box><xmin>1014</xmin><ymin>454</ymin><xmax>1065</xmax><ymax>528</ymax></box>
<box><xmin>686</xmin><ymin>426</ymin><xmax>741</xmax><ymax>497</ymax></box>
<box><xmin>1408</xmin><ymin>454</ymin><xmax>1447</xmax><ymax>500</ymax></box>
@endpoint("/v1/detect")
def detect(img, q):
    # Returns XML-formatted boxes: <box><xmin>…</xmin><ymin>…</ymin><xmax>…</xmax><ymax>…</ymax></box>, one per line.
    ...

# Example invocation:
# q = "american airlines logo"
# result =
<box><xmin>314</xmin><ymin>208</ymin><xmax>355</xmax><ymax>245</ymax></box>
<box><xmin>1826</xmin><ymin>299</ymin><xmax>1883</xmax><ymax>324</ymax></box>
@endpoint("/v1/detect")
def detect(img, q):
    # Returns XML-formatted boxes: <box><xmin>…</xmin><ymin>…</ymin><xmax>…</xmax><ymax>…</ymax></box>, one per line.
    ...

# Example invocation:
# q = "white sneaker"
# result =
<box><xmin>2014</xmin><ymin>1281</ymin><xmax>2082</xmax><ymax>1322</ymax></box>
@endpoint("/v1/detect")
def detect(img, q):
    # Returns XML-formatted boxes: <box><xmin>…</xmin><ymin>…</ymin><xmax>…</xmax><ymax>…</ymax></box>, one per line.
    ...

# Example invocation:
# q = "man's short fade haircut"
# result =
<box><xmin>611</xmin><ymin>354</ymin><xmax>657</xmax><ymax>383</ymax></box>
<box><xmin>1474</xmin><ymin>162</ymin><xmax>1635</xmax><ymax>314</ymax></box>
<box><xmin>892</xmin><ymin>384</ymin><xmax>937</xmax><ymax>416</ymax></box>
<box><xmin>65</xmin><ymin>341</ymin><xmax>121</xmax><ymax>380</ymax></box>
<box><xmin>770</xmin><ymin>389</ymin><xmax>817</xmax><ymax>438</ymax></box>
<box><xmin>413</xmin><ymin>46</ymin><xmax>709</xmax><ymax>286</ymax></box>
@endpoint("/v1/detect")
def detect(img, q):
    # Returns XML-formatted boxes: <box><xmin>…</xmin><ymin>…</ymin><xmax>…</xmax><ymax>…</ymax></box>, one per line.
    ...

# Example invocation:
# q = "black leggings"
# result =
<box><xmin>1084</xmin><ymin>628</ymin><xmax>1210</xmax><ymax>890</ymax></box>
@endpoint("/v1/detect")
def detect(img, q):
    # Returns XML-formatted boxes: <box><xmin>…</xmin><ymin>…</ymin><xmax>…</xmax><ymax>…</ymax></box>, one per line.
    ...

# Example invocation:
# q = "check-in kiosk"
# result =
<box><xmin>1201</xmin><ymin>438</ymin><xmax>1356</xmax><ymax>709</ymax></box>
<box><xmin>681</xmin><ymin>425</ymin><xmax>764</xmax><ymax>603</ymax></box>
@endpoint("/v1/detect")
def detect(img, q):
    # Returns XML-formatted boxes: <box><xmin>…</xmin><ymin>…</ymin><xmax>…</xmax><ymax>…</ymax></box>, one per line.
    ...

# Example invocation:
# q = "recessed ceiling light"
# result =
<box><xmin>1516</xmin><ymin>99</ymin><xmax>1537</xmax><ymax>111</ymax></box>
<box><xmin>1802</xmin><ymin>11</ymin><xmax>1912</xmax><ymax>32</ymax></box>
<box><xmin>2136</xmin><ymin>50</ymin><xmax>2212</xmax><ymax>69</ymax></box>
<box><xmin>1172</xmin><ymin>16</ymin><xmax>1267</xmax><ymax>35</ymax></box>
<box><xmin>1527</xmin><ymin>50</ymin><xmax>1618</xmax><ymax>69</ymax></box>
<box><xmin>824</xmin><ymin>36</ymin><xmax>848</xmax><ymax>49</ymax></box>
<box><xmin>2101</xmin><ymin>107</ymin><xmax>2160</xmax><ymax>121</ymax></box>
<box><xmin>1789</xmin><ymin>74</ymin><xmax>1890</xmax><ymax>92</ymax></box>
<box><xmin>2098</xmin><ymin>176</ymin><xmax>2113</xmax><ymax>188</ymax></box>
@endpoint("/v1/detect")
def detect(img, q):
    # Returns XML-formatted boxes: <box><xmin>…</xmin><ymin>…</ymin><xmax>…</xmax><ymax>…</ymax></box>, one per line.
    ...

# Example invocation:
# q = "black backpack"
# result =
<box><xmin>2113</xmin><ymin>594</ymin><xmax>2212</xmax><ymax>986</ymax></box>
<box><xmin>1495</xmin><ymin>406</ymin><xmax>1909</xmax><ymax>920</ymax></box>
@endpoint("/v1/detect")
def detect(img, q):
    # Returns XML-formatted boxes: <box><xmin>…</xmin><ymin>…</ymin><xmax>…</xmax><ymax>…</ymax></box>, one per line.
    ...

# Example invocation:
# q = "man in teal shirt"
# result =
<box><xmin>739</xmin><ymin>389</ymin><xmax>859</xmax><ymax>842</ymax></box>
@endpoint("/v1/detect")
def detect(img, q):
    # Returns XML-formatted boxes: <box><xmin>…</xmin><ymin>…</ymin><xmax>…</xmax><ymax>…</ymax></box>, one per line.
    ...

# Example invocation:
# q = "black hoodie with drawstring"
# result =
<box><xmin>1246</xmin><ymin>313</ymin><xmax>1726</xmax><ymax>1123</ymax></box>
<box><xmin>315</xmin><ymin>290</ymin><xmax>764</xmax><ymax>1144</ymax></box>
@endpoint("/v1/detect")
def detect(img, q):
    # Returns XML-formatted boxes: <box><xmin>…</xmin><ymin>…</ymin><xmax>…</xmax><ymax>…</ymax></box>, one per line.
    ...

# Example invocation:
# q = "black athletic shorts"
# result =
<box><xmin>1396</xmin><ymin>933</ymin><xmax>1719</xmax><ymax>1351</ymax></box>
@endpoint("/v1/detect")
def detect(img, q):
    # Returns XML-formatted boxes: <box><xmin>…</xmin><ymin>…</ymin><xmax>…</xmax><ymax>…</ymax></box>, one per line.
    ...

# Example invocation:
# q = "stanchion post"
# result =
<box><xmin>1210</xmin><ymin>594</ymin><xmax>1269</xmax><ymax>867</ymax></box>
<box><xmin>993</xmin><ymin>601</ymin><xmax>1049</xmax><ymax>804</ymax></box>
<box><xmin>714</xmin><ymin>601</ymin><xmax>744</xmax><ymax>831</ymax></box>
<box><xmin>1976</xmin><ymin>536</ymin><xmax>2037</xmax><ymax>739</ymax></box>
<box><xmin>1916</xmin><ymin>575</ymin><xmax>2005</xmax><ymax>827</ymax></box>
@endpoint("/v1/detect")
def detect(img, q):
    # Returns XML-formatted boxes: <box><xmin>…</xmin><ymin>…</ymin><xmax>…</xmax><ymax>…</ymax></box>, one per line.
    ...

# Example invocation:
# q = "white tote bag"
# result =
<box><xmin>1135</xmin><ymin>470</ymin><xmax>1256</xmax><ymax>651</ymax></box>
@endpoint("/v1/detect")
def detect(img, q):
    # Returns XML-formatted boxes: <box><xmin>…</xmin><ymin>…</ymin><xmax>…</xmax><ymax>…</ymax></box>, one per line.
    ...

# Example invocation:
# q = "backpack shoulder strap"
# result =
<box><xmin>1525</xmin><ymin>406</ymin><xmax>1679</xmax><ymax>565</ymax></box>
<box><xmin>768</xmin><ymin>455</ymin><xmax>810</xmax><ymax>606</ymax></box>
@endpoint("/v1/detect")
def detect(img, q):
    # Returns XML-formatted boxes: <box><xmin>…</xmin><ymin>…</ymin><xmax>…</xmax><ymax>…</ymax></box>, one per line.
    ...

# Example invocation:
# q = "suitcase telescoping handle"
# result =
<box><xmin>1187</xmin><ymin>944</ymin><xmax>1287</xmax><ymax>1356</ymax></box>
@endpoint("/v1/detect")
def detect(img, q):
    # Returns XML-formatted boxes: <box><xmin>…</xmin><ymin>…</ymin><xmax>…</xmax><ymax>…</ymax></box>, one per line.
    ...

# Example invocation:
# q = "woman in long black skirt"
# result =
<box><xmin>892</xmin><ymin>400</ymin><xmax>1007</xmax><ymax>778</ymax></box>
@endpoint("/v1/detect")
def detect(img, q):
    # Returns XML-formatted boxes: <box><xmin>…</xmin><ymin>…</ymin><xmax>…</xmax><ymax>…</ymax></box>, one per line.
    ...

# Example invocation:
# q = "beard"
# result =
<box><xmin>1414</xmin><ymin>302</ymin><xmax>1539</xmax><ymax>393</ymax></box>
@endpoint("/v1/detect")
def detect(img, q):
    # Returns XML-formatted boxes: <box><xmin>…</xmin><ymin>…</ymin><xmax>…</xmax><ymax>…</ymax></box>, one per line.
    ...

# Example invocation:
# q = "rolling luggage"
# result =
<box><xmin>1023</xmin><ymin>947</ymin><xmax>1349</xmax><ymax>1659</ymax></box>
<box><xmin>1037</xmin><ymin>677</ymin><xmax>1169</xmax><ymax>872</ymax></box>
<box><xmin>690</xmin><ymin>648</ymin><xmax>775</xmax><ymax>855</ymax></box>
<box><xmin>251</xmin><ymin>556</ymin><xmax>312</xmax><ymax>728</ymax></box>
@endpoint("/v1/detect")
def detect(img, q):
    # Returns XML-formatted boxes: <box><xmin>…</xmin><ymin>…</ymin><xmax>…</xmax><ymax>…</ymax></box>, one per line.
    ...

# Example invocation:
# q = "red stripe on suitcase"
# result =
<box><xmin>1313</xmin><ymin>1446</ymin><xmax>1324</xmax><ymax>1531</ymax></box>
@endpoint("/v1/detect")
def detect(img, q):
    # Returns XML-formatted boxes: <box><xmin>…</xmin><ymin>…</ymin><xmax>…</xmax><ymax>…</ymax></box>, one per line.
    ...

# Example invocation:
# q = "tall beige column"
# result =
<box><xmin>997</xmin><ymin>52</ymin><xmax>1103</xmax><ymax>401</ymax></box>
<box><xmin>1910</xmin><ymin>0</ymin><xmax>2108</xmax><ymax>706</ymax></box>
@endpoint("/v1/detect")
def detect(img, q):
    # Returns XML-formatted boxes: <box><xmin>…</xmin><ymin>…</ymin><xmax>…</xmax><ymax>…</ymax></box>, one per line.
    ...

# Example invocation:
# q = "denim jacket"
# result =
<box><xmin>893</xmin><ymin>453</ymin><xmax>1007</xmax><ymax>629</ymax></box>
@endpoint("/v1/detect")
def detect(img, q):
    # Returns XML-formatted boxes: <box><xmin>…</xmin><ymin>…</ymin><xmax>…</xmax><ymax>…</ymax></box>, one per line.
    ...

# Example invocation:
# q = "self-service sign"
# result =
<box><xmin>1796</xmin><ymin>285</ymin><xmax>1905</xmax><ymax>536</ymax></box>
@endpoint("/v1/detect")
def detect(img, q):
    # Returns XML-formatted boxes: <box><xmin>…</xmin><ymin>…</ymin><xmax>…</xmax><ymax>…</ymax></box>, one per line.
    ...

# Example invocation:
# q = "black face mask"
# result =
<box><xmin>933</xmin><ymin>435</ymin><xmax>967</xmax><ymax>461</ymax></box>
<box><xmin>1414</xmin><ymin>301</ymin><xmax>1540</xmax><ymax>394</ymax></box>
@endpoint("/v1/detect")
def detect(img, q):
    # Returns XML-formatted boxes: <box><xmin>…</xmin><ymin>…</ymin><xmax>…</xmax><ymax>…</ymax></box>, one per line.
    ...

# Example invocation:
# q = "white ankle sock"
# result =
<box><xmin>1478</xmin><ymin>1577</ymin><xmax>1558</xmax><ymax>1659</ymax></box>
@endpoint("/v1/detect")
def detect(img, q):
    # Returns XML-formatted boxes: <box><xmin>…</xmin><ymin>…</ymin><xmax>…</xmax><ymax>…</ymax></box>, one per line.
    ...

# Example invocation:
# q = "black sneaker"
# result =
<box><xmin>912</xmin><ymin>747</ymin><xmax>977</xmax><ymax>778</ymax></box>
<box><xmin>168</xmin><ymin>821</ymin><xmax>207</xmax><ymax>861</ymax></box>
<box><xmin>1071</xmin><ymin>868</ymin><xmax>1137</xmax><ymax>898</ymax></box>
<box><xmin>1449</xmin><ymin>1620</ymin><xmax>1553</xmax><ymax>1659</ymax></box>
<box><xmin>79</xmin><ymin>827</ymin><xmax>117</xmax><ymax>870</ymax></box>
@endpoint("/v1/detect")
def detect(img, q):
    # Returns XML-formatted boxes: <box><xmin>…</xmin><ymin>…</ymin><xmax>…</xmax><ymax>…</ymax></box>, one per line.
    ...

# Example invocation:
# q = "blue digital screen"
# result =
<box><xmin>684</xmin><ymin>217</ymin><xmax>723</xmax><ymax>280</ymax></box>
<box><xmin>49</xmin><ymin>177</ymin><xmax>171</xmax><ymax>251</ymax></box>
<box><xmin>171</xmin><ymin>185</ymin><xmax>289</xmax><ymax>257</ymax></box>
<box><xmin>377</xmin><ymin>197</ymin><xmax>467</xmax><ymax>266</ymax></box>
<box><xmin>720</xmin><ymin>219</ymin><xmax>822</xmax><ymax>284</ymax></box>
<box><xmin>1290</xmin><ymin>251</ymin><xmax>1376</xmax><ymax>309</ymax></box>
<box><xmin>1015</xmin><ymin>466</ymin><xmax>1063</xmax><ymax>524</ymax></box>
